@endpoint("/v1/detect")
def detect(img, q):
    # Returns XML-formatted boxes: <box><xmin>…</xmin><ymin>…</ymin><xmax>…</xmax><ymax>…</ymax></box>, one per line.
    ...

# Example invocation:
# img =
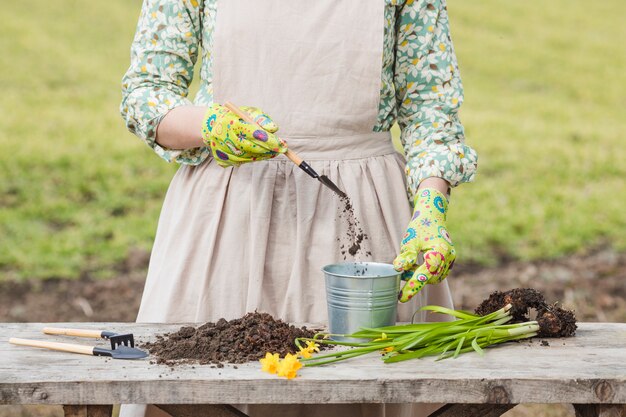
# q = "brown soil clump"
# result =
<box><xmin>475</xmin><ymin>288</ymin><xmax>546</xmax><ymax>322</ymax></box>
<box><xmin>475</xmin><ymin>288</ymin><xmax>577</xmax><ymax>338</ymax></box>
<box><xmin>143</xmin><ymin>312</ymin><xmax>319</xmax><ymax>366</ymax></box>
<box><xmin>536</xmin><ymin>304</ymin><xmax>577</xmax><ymax>338</ymax></box>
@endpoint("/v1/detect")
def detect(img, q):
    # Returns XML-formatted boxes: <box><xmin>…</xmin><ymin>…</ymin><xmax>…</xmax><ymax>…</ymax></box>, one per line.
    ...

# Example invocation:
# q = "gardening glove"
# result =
<box><xmin>201</xmin><ymin>103</ymin><xmax>288</xmax><ymax>167</ymax></box>
<box><xmin>394</xmin><ymin>188</ymin><xmax>456</xmax><ymax>303</ymax></box>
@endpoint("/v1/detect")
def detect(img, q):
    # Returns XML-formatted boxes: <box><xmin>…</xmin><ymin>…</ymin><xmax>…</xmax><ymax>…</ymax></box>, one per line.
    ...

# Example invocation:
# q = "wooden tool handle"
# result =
<box><xmin>284</xmin><ymin>149</ymin><xmax>303</xmax><ymax>165</ymax></box>
<box><xmin>43</xmin><ymin>327</ymin><xmax>103</xmax><ymax>338</ymax></box>
<box><xmin>224</xmin><ymin>102</ymin><xmax>257</xmax><ymax>125</ymax></box>
<box><xmin>223</xmin><ymin>101</ymin><xmax>303</xmax><ymax>166</ymax></box>
<box><xmin>9</xmin><ymin>338</ymin><xmax>95</xmax><ymax>356</ymax></box>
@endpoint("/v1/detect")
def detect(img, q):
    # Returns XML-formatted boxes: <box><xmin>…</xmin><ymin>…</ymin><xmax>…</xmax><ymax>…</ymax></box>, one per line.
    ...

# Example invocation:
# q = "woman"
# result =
<box><xmin>119</xmin><ymin>0</ymin><xmax>477</xmax><ymax>416</ymax></box>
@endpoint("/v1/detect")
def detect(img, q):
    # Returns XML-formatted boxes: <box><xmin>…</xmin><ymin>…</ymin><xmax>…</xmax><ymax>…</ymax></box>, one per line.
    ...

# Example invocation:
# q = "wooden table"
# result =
<box><xmin>1</xmin><ymin>323</ymin><xmax>625</xmax><ymax>417</ymax></box>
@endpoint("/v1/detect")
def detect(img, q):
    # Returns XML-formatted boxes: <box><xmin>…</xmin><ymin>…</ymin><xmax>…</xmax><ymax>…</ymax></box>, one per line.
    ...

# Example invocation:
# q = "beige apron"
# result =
<box><xmin>121</xmin><ymin>1</ymin><xmax>453</xmax><ymax>416</ymax></box>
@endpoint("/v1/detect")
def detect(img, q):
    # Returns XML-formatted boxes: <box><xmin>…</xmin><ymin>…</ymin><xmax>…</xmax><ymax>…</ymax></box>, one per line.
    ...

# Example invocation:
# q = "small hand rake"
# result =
<box><xmin>43</xmin><ymin>326</ymin><xmax>135</xmax><ymax>350</ymax></box>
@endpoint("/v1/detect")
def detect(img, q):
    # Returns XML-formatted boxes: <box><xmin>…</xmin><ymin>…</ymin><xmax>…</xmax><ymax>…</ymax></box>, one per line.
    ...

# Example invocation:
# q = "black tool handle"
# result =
<box><xmin>296</xmin><ymin>160</ymin><xmax>319</xmax><ymax>179</ymax></box>
<box><xmin>93</xmin><ymin>347</ymin><xmax>114</xmax><ymax>357</ymax></box>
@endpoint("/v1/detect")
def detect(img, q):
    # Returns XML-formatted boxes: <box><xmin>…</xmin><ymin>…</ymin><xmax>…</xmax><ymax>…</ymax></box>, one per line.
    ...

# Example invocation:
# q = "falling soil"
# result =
<box><xmin>353</xmin><ymin>264</ymin><xmax>369</xmax><ymax>276</ymax></box>
<box><xmin>337</xmin><ymin>195</ymin><xmax>370</xmax><ymax>259</ymax></box>
<box><xmin>143</xmin><ymin>312</ymin><xmax>319</xmax><ymax>366</ymax></box>
<box><xmin>475</xmin><ymin>288</ymin><xmax>577</xmax><ymax>338</ymax></box>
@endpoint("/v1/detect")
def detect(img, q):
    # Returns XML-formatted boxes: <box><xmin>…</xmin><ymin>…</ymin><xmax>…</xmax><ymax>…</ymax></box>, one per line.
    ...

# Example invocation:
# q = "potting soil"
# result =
<box><xmin>144</xmin><ymin>312</ymin><xmax>319</xmax><ymax>366</ymax></box>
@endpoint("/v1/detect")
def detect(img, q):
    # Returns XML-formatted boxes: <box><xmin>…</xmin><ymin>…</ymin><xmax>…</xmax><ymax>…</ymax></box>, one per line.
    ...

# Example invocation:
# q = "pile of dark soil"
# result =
<box><xmin>475</xmin><ymin>288</ymin><xmax>577</xmax><ymax>338</ymax></box>
<box><xmin>144</xmin><ymin>312</ymin><xmax>319</xmax><ymax>366</ymax></box>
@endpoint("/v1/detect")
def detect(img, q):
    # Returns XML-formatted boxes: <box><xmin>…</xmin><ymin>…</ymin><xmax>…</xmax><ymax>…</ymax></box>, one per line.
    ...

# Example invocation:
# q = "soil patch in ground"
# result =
<box><xmin>0</xmin><ymin>270</ymin><xmax>146</xmax><ymax>323</ymax></box>
<box><xmin>1</xmin><ymin>248</ymin><xmax>624</xmax><ymax>324</ymax></box>
<box><xmin>143</xmin><ymin>312</ymin><xmax>320</xmax><ymax>366</ymax></box>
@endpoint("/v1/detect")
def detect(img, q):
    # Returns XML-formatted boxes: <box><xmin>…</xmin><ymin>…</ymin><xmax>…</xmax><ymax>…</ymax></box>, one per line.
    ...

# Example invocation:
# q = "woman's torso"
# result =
<box><xmin>195</xmin><ymin>0</ymin><xmax>405</xmax><ymax>129</ymax></box>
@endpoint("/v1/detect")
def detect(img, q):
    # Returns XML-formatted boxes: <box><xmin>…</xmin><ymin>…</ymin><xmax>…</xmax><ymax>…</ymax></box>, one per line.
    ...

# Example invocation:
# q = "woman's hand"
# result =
<box><xmin>201</xmin><ymin>104</ymin><xmax>288</xmax><ymax>167</ymax></box>
<box><xmin>394</xmin><ymin>187</ymin><xmax>456</xmax><ymax>302</ymax></box>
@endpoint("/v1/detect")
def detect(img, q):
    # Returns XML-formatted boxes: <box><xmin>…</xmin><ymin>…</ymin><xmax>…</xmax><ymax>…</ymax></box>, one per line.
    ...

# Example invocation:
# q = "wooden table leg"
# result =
<box><xmin>428</xmin><ymin>403</ymin><xmax>516</xmax><ymax>417</ymax></box>
<box><xmin>156</xmin><ymin>404</ymin><xmax>250</xmax><ymax>417</ymax></box>
<box><xmin>63</xmin><ymin>405</ymin><xmax>113</xmax><ymax>417</ymax></box>
<box><xmin>574</xmin><ymin>404</ymin><xmax>626</xmax><ymax>417</ymax></box>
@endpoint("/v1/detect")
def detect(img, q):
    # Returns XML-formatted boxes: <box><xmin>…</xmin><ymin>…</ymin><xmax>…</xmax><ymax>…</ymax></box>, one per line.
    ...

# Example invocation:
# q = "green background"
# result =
<box><xmin>1</xmin><ymin>0</ymin><xmax>624</xmax><ymax>280</ymax></box>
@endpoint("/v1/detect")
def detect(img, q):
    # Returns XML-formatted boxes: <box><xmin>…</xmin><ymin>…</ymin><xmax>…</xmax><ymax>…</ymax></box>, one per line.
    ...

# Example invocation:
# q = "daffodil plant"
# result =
<box><xmin>259</xmin><ymin>340</ymin><xmax>320</xmax><ymax>379</ymax></box>
<box><xmin>295</xmin><ymin>304</ymin><xmax>539</xmax><ymax>366</ymax></box>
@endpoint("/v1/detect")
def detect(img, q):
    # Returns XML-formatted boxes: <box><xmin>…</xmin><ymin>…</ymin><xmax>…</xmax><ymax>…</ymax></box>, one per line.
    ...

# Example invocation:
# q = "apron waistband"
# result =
<box><xmin>279</xmin><ymin>131</ymin><xmax>395</xmax><ymax>161</ymax></box>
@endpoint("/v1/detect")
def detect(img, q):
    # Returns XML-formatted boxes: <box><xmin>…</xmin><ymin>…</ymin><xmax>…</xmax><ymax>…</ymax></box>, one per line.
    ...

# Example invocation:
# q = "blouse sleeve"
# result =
<box><xmin>120</xmin><ymin>0</ymin><xmax>204</xmax><ymax>164</ymax></box>
<box><xmin>395</xmin><ymin>0</ymin><xmax>478</xmax><ymax>199</ymax></box>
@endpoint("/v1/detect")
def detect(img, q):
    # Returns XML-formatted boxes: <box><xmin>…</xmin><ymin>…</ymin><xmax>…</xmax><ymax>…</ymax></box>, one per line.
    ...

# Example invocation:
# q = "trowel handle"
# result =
<box><xmin>284</xmin><ymin>149</ymin><xmax>303</xmax><ymax>166</ymax></box>
<box><xmin>9</xmin><ymin>338</ymin><xmax>95</xmax><ymax>356</ymax></box>
<box><xmin>43</xmin><ymin>327</ymin><xmax>103</xmax><ymax>339</ymax></box>
<box><xmin>224</xmin><ymin>101</ymin><xmax>265</xmax><ymax>129</ymax></box>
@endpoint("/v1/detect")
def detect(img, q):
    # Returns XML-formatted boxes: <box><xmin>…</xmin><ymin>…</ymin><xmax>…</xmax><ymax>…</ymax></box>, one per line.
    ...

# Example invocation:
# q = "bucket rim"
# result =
<box><xmin>321</xmin><ymin>262</ymin><xmax>401</xmax><ymax>279</ymax></box>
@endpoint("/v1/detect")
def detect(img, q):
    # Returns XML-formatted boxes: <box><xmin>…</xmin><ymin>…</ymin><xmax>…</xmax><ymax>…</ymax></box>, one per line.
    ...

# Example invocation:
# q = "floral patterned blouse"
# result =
<box><xmin>121</xmin><ymin>0</ymin><xmax>478</xmax><ymax>198</ymax></box>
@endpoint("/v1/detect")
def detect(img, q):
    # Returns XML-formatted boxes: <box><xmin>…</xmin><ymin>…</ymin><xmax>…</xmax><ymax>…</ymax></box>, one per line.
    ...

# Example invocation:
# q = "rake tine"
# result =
<box><xmin>104</xmin><ymin>332</ymin><xmax>135</xmax><ymax>349</ymax></box>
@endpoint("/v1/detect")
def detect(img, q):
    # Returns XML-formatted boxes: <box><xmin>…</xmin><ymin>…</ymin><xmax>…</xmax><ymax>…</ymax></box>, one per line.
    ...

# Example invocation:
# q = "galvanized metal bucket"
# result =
<box><xmin>323</xmin><ymin>262</ymin><xmax>401</xmax><ymax>342</ymax></box>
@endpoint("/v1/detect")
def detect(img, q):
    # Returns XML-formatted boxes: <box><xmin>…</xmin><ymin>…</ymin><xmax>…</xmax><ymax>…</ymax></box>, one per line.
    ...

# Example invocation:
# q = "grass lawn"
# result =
<box><xmin>447</xmin><ymin>0</ymin><xmax>626</xmax><ymax>263</ymax></box>
<box><xmin>1</xmin><ymin>0</ymin><xmax>624</xmax><ymax>280</ymax></box>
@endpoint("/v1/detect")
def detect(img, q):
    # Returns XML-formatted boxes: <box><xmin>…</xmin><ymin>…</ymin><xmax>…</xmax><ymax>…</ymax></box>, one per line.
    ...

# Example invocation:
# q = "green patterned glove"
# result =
<box><xmin>201</xmin><ymin>103</ymin><xmax>288</xmax><ymax>167</ymax></box>
<box><xmin>394</xmin><ymin>188</ymin><xmax>456</xmax><ymax>303</ymax></box>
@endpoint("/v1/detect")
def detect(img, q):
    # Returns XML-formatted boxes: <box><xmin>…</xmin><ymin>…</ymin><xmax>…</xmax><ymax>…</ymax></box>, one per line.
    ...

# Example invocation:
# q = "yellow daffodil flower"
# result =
<box><xmin>305</xmin><ymin>341</ymin><xmax>320</xmax><ymax>353</ymax></box>
<box><xmin>276</xmin><ymin>353</ymin><xmax>303</xmax><ymax>379</ymax></box>
<box><xmin>298</xmin><ymin>346</ymin><xmax>313</xmax><ymax>359</ymax></box>
<box><xmin>298</xmin><ymin>340</ymin><xmax>321</xmax><ymax>358</ymax></box>
<box><xmin>259</xmin><ymin>352</ymin><xmax>280</xmax><ymax>374</ymax></box>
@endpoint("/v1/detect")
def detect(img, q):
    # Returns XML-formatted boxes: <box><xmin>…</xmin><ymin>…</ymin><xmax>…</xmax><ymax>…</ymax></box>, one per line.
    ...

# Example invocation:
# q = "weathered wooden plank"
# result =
<box><xmin>574</xmin><ymin>404</ymin><xmax>626</xmax><ymax>417</ymax></box>
<box><xmin>428</xmin><ymin>403</ymin><xmax>515</xmax><ymax>417</ymax></box>
<box><xmin>156</xmin><ymin>404</ymin><xmax>249</xmax><ymax>417</ymax></box>
<box><xmin>1</xmin><ymin>323</ymin><xmax>625</xmax><ymax>405</ymax></box>
<box><xmin>2</xmin><ymin>378</ymin><xmax>626</xmax><ymax>405</ymax></box>
<box><xmin>62</xmin><ymin>404</ymin><xmax>112</xmax><ymax>417</ymax></box>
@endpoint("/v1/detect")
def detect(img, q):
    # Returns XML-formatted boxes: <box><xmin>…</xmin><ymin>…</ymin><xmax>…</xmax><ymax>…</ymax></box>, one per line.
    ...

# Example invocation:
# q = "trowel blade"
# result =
<box><xmin>94</xmin><ymin>345</ymin><xmax>148</xmax><ymax>360</ymax></box>
<box><xmin>318</xmin><ymin>175</ymin><xmax>347</xmax><ymax>199</ymax></box>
